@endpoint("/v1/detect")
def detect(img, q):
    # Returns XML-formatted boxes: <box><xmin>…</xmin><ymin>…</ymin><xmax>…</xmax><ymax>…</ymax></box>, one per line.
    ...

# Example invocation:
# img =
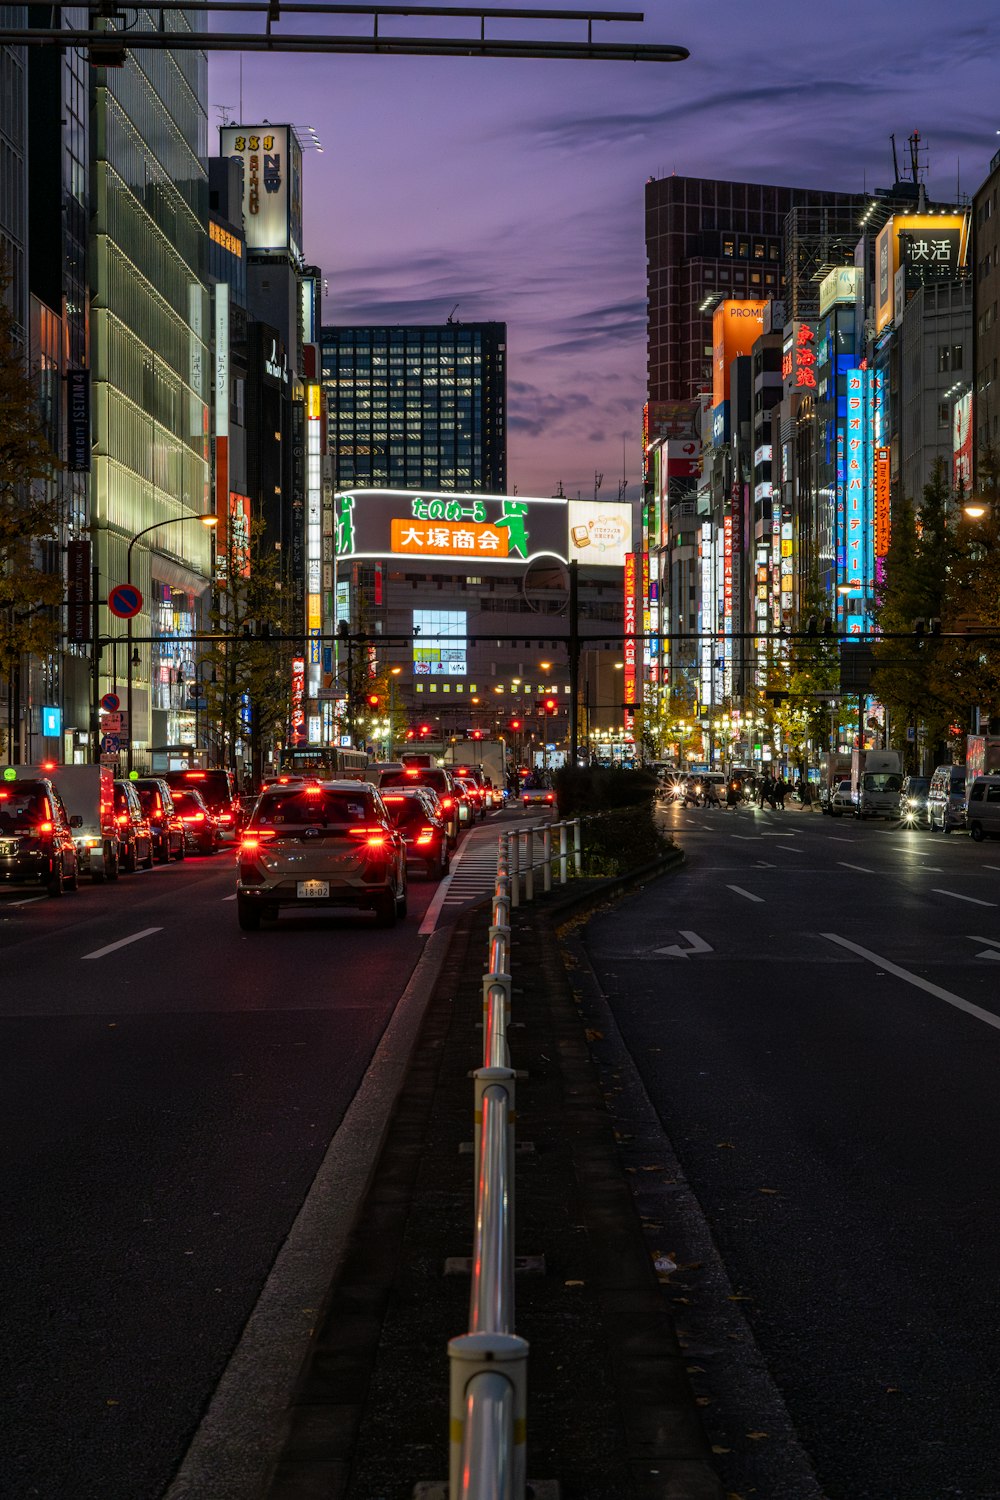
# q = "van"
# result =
<box><xmin>927</xmin><ymin>764</ymin><xmax>966</xmax><ymax>832</ymax></box>
<box><xmin>965</xmin><ymin>776</ymin><xmax>1000</xmax><ymax>842</ymax></box>
<box><xmin>163</xmin><ymin>767</ymin><xmax>241</xmax><ymax>842</ymax></box>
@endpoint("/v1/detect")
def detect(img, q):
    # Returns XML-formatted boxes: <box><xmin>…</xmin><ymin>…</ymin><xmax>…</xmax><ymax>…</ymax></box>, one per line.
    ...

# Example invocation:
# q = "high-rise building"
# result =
<box><xmin>972</xmin><ymin>151</ymin><xmax>1000</xmax><ymax>480</ymax></box>
<box><xmin>645</xmin><ymin>174</ymin><xmax>864</xmax><ymax>404</ymax></box>
<box><xmin>321</xmin><ymin>322</ymin><xmax>507</xmax><ymax>494</ymax></box>
<box><xmin>90</xmin><ymin>25</ymin><xmax>211</xmax><ymax>765</ymax></box>
<box><xmin>0</xmin><ymin>9</ymin><xmax>27</xmax><ymax>339</ymax></box>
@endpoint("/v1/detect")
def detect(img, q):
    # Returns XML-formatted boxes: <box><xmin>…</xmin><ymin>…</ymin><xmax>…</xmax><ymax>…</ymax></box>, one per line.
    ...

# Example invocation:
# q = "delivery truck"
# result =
<box><xmin>819</xmin><ymin>753</ymin><xmax>853</xmax><ymax>812</ymax></box>
<box><xmin>22</xmin><ymin>762</ymin><xmax>121</xmax><ymax>880</ymax></box>
<box><xmin>851</xmin><ymin>748</ymin><xmax>903</xmax><ymax>819</ymax></box>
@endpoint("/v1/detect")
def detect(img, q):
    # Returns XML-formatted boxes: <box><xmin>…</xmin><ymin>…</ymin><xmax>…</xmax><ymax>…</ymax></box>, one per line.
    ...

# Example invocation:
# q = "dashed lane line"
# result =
<box><xmin>822</xmin><ymin>932</ymin><xmax>1000</xmax><ymax>1034</ymax></box>
<box><xmin>82</xmin><ymin>927</ymin><xmax>163</xmax><ymax>961</ymax></box>
<box><xmin>726</xmin><ymin>884</ymin><xmax>764</xmax><ymax>903</ymax></box>
<box><xmin>931</xmin><ymin>888</ymin><xmax>997</xmax><ymax>908</ymax></box>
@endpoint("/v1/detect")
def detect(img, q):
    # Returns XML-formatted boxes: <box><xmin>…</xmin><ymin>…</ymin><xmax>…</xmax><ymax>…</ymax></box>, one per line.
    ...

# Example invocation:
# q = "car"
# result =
<box><xmin>0</xmin><ymin>776</ymin><xmax>80</xmax><ymax>896</ymax></box>
<box><xmin>132</xmin><ymin>777</ymin><xmax>185</xmax><ymax>862</ymax></box>
<box><xmin>898</xmin><ymin>775</ymin><xmax>930</xmax><ymax>828</ymax></box>
<box><xmin>236</xmin><ymin>779</ymin><xmax>407</xmax><ymax>930</ymax></box>
<box><xmin>381</xmin><ymin>785</ymin><xmax>451</xmax><ymax>879</ymax></box>
<box><xmin>927</xmin><ymin>764</ymin><xmax>967</xmax><ymax>832</ymax></box>
<box><xmin>828</xmin><ymin>778</ymin><xmax>854</xmax><ymax>816</ymax></box>
<box><xmin>453</xmin><ymin>775</ymin><xmax>484</xmax><ymax>822</ymax></box>
<box><xmin>521</xmin><ymin>784</ymin><xmax>556</xmax><ymax>808</ymax></box>
<box><xmin>169</xmin><ymin>786</ymin><xmax>220</xmax><ymax>854</ymax></box>
<box><xmin>368</xmin><ymin>765</ymin><xmax>461</xmax><ymax>847</ymax></box>
<box><xmin>965</xmin><ymin>775</ymin><xmax>1000</xmax><ymax>841</ymax></box>
<box><xmin>113</xmin><ymin>781</ymin><xmax>155</xmax><ymax>871</ymax></box>
<box><xmin>163</xmin><ymin>767</ymin><xmax>241</xmax><ymax>842</ymax></box>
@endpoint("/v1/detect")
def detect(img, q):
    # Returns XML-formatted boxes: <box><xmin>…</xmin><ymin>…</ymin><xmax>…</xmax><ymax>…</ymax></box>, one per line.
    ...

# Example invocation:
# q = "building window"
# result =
<box><xmin>722</xmin><ymin>238</ymin><xmax>734</xmax><ymax>257</ymax></box>
<box><xmin>938</xmin><ymin>401</ymin><xmax>950</xmax><ymax>428</ymax></box>
<box><xmin>938</xmin><ymin>345</ymin><xmax>952</xmax><ymax>372</ymax></box>
<box><xmin>953</xmin><ymin>344</ymin><xmax>964</xmax><ymax>369</ymax></box>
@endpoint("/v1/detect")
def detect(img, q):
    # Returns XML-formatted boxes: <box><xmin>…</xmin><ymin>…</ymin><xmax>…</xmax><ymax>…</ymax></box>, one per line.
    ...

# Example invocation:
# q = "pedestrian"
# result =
<box><xmin>775</xmin><ymin>777</ymin><xmax>787</xmax><ymax>810</ymax></box>
<box><xmin>705</xmin><ymin>779</ymin><xmax>721</xmax><ymax>808</ymax></box>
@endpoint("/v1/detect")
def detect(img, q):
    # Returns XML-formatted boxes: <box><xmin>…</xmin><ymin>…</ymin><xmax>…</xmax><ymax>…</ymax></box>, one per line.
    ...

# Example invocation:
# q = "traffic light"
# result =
<box><xmin>544</xmin><ymin>697</ymin><xmax>558</xmax><ymax>716</ymax></box>
<box><xmin>366</xmin><ymin>692</ymin><xmax>381</xmax><ymax>710</ymax></box>
<box><xmin>508</xmin><ymin>718</ymin><xmax>522</xmax><ymax>732</ymax></box>
<box><xmin>418</xmin><ymin>723</ymin><xmax>432</xmax><ymax>738</ymax></box>
<box><xmin>470</xmin><ymin>729</ymin><xmax>483</xmax><ymax>740</ymax></box>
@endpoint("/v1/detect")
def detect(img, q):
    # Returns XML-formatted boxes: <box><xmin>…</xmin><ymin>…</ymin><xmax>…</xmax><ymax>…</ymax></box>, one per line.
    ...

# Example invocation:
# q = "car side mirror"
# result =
<box><xmin>70</xmin><ymin>814</ymin><xmax>83</xmax><ymax>828</ymax></box>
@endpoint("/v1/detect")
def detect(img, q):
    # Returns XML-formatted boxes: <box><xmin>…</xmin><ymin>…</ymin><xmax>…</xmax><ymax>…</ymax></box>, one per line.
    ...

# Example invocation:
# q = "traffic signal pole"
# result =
<box><xmin>568</xmin><ymin>560</ymin><xmax>580</xmax><ymax>766</ymax></box>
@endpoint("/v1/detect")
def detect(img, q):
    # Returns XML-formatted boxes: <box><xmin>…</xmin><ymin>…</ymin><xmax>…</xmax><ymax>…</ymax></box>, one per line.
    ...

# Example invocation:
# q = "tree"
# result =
<box><xmin>774</xmin><ymin>566</ymin><xmax>839</xmax><ymax>775</ymax></box>
<box><xmin>199</xmin><ymin>518</ymin><xmax>292</xmax><ymax>783</ymax></box>
<box><xmin>0</xmin><ymin>261</ymin><xmax>64</xmax><ymax>759</ymax></box>
<box><xmin>873</xmin><ymin>460</ymin><xmax>959</xmax><ymax>767</ymax></box>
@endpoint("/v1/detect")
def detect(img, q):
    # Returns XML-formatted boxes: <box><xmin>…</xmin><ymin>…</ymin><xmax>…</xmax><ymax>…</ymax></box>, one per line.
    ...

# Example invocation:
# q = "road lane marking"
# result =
<box><xmin>838</xmin><ymin>861</ymin><xmax>874</xmax><ymax>873</ymax></box>
<box><xmin>969</xmin><ymin>936</ymin><xmax>1000</xmax><ymax>961</ymax></box>
<box><xmin>727</xmin><ymin>884</ymin><xmax>764</xmax><ymax>903</ymax></box>
<box><xmin>221</xmin><ymin>893</ymin><xmax>236</xmax><ymax>901</ymax></box>
<box><xmin>82</xmin><ymin>927</ymin><xmax>163</xmax><ymax>960</ymax></box>
<box><xmin>821</xmin><ymin>932</ymin><xmax>1000</xmax><ymax>1033</ymax></box>
<box><xmin>6</xmin><ymin>895</ymin><xmax>47</xmax><ymax>906</ymax></box>
<box><xmin>931</xmin><ymin>888</ymin><xmax>997</xmax><ymax>907</ymax></box>
<box><xmin>828</xmin><ymin>837</ymin><xmax>856</xmax><ymax>842</ymax></box>
<box><xmin>655</xmin><ymin>931</ymin><xmax>713</xmax><ymax>958</ymax></box>
<box><xmin>984</xmin><ymin>866</ymin><xmax>1000</xmax><ymax>873</ymax></box>
<box><xmin>775</xmin><ymin>845</ymin><xmax>801</xmax><ymax>853</ymax></box>
<box><xmin>731</xmin><ymin>835</ymin><xmax>757</xmax><ymax>841</ymax></box>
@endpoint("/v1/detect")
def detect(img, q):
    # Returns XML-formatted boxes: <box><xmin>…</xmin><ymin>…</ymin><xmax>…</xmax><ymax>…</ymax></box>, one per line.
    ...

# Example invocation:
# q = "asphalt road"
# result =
<box><xmin>584</xmin><ymin>801</ymin><xmax>1000</xmax><ymax>1500</ymax></box>
<box><xmin>0</xmin><ymin>809</ymin><xmax>514</xmax><ymax>1500</ymax></box>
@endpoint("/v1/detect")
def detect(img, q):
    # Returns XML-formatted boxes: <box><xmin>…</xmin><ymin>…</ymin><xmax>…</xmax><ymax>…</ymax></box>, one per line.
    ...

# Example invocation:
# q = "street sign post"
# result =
<box><xmin>108</xmin><ymin>584</ymin><xmax>143</xmax><ymax>620</ymax></box>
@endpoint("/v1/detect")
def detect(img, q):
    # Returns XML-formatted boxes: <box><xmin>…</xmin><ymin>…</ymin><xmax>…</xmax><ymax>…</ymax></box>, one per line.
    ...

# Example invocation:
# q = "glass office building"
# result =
<box><xmin>321</xmin><ymin>322</ymin><xmax>506</xmax><ymax>493</ymax></box>
<box><xmin>90</xmin><ymin>14</ymin><xmax>211</xmax><ymax>760</ymax></box>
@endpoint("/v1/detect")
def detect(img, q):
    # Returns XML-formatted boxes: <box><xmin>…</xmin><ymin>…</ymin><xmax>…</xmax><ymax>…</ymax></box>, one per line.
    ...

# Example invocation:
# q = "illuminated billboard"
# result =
<box><xmin>875</xmin><ymin>213</ymin><xmax>970</xmax><ymax>333</ymax></box>
<box><xmin>413</xmin><ymin>609</ymin><xmax>466</xmax><ymax>676</ymax></box>
<box><xmin>335</xmin><ymin>489</ymin><xmax>623</xmax><ymax>569</ymax></box>
<box><xmin>221</xmin><ymin>125</ymin><xmax>304</xmax><ymax>259</ymax></box>
<box><xmin>566</xmin><ymin>501</ymin><xmax>632</xmax><ymax>568</ymax></box>
<box><xmin>953</xmin><ymin>390</ymin><xmax>973</xmax><ymax>493</ymax></box>
<box><xmin>818</xmin><ymin>265</ymin><xmax>862</xmax><ymax>316</ymax></box>
<box><xmin>712</xmin><ymin>300</ymin><xmax>768</xmax><ymax>407</ymax></box>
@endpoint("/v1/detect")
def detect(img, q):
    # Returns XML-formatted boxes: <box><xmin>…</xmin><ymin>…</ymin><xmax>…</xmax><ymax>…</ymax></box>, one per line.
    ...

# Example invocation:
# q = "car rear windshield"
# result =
<box><xmin>379</xmin><ymin>768</ymin><xmax>449</xmax><ymax>793</ymax></box>
<box><xmin>0</xmin><ymin>788</ymin><xmax>50</xmax><ymax>831</ymax></box>
<box><xmin>136</xmin><ymin>787</ymin><xmax>163</xmax><ymax>813</ymax></box>
<box><xmin>381</xmin><ymin>794</ymin><xmax>434</xmax><ymax>830</ymax></box>
<box><xmin>165</xmin><ymin>770</ymin><xmax>235</xmax><ymax>811</ymax></box>
<box><xmin>254</xmin><ymin>789</ymin><xmax>377</xmax><ymax>827</ymax></box>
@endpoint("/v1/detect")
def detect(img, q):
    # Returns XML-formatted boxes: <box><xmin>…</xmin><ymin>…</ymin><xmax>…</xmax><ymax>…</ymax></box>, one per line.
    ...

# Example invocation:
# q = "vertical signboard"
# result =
<box><xmin>953</xmin><ymin>390</ymin><xmax>973</xmax><ymax>493</ymax></box>
<box><xmin>843</xmin><ymin>369</ymin><xmax>871</xmax><ymax>634</ymax></box>
<box><xmin>623</xmin><ymin>552</ymin><xmax>637</xmax><ymax>736</ymax></box>
<box><xmin>67</xmin><ymin>538</ymin><xmax>91</xmax><ymax>643</ymax></box>
<box><xmin>65</xmin><ymin>369</ymin><xmax>90</xmax><ymax>472</ymax></box>
<box><xmin>700</xmin><ymin>523</ymin><xmax>714</xmax><ymax>707</ymax></box>
<box><xmin>214</xmin><ymin>283</ymin><xmax>230</xmax><ymax>578</ymax></box>
<box><xmin>221</xmin><ymin>126</ymin><xmax>303</xmax><ymax>259</ymax></box>
<box><xmin>874</xmin><ymin>447</ymin><xmax>891</xmax><ymax>557</ymax></box>
<box><xmin>290</xmin><ymin>656</ymin><xmax>306</xmax><ymax>746</ymax></box>
<box><xmin>306</xmin><ymin>379</ymin><xmax>323</xmax><ymax>701</ymax></box>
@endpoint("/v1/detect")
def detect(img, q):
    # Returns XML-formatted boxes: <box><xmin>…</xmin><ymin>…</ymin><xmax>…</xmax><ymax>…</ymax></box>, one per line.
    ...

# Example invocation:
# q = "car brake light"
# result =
<box><xmin>441</xmin><ymin>796</ymin><xmax>454</xmax><ymax>809</ymax></box>
<box><xmin>416</xmin><ymin>828</ymin><xmax>434</xmax><ymax>846</ymax></box>
<box><xmin>217</xmin><ymin>811</ymin><xmax>233</xmax><ymax>823</ymax></box>
<box><xmin>38</xmin><ymin>820</ymin><xmax>54</xmax><ymax>834</ymax></box>
<box><xmin>183</xmin><ymin>812</ymin><xmax>206</xmax><ymax>823</ymax></box>
<box><xmin>405</xmin><ymin>768</ymin><xmax>420</xmax><ymax>777</ymax></box>
<box><xmin>383</xmin><ymin>794</ymin><xmax>405</xmax><ymax>803</ymax></box>
<box><xmin>366</xmin><ymin>832</ymin><xmax>388</xmax><ymax>848</ymax></box>
<box><xmin>185</xmin><ymin>771</ymin><xmax>206</xmax><ymax>779</ymax></box>
<box><xmin>546</xmin><ymin>793</ymin><xmax>554</xmax><ymax>802</ymax></box>
<box><xmin>116</xmin><ymin>813</ymin><xmax>129</xmax><ymax>826</ymax></box>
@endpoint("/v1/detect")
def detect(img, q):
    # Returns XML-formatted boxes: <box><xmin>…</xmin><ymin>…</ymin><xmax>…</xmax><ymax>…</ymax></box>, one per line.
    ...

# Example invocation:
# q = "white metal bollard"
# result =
<box><xmin>523</xmin><ymin>830</ymin><xmax>534</xmax><ymax>903</ymax></box>
<box><xmin>541</xmin><ymin>825</ymin><xmax>552</xmax><ymax>893</ymax></box>
<box><xmin>573</xmin><ymin>818</ymin><xmax>582</xmax><ymax>875</ymax></box>
<box><xmin>509</xmin><ymin>831</ymin><xmax>520</xmax><ymax>908</ymax></box>
<box><xmin>559</xmin><ymin>821</ymin><xmax>568</xmax><ymax>885</ymax></box>
<box><xmin>448</xmin><ymin>1331</ymin><xmax>528</xmax><ymax>1500</ymax></box>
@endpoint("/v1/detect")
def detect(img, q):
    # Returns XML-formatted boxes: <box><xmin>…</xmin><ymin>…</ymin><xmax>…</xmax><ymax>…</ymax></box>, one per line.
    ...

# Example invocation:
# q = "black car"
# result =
<box><xmin>0</xmin><ymin>776</ymin><xmax>80</xmax><ymax>896</ymax></box>
<box><xmin>380</xmin><ymin>785</ymin><xmax>451</xmax><ymax>879</ymax></box>
<box><xmin>132</xmin><ymin>777</ymin><xmax>185</xmax><ymax>862</ymax></box>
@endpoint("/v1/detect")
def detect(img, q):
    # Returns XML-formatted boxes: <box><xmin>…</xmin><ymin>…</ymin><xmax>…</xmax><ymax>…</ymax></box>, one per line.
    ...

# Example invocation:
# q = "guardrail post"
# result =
<box><xmin>448</xmin><ymin>1332</ymin><xmax>529</xmax><ymax>1500</ymax></box>
<box><xmin>541</xmin><ymin>825</ymin><xmax>552</xmax><ymax>893</ymax></box>
<box><xmin>559</xmin><ymin>821</ymin><xmax>568</xmax><ymax>885</ymax></box>
<box><xmin>573</xmin><ymin>818</ymin><xmax>582</xmax><ymax>876</ymax></box>
<box><xmin>482</xmin><ymin>968</ymin><xmax>512</xmax><ymax>1029</ymax></box>
<box><xmin>509</xmin><ymin>830</ymin><xmax>520</xmax><ymax>908</ymax></box>
<box><xmin>524</xmin><ymin>830</ymin><xmax>534</xmax><ymax>903</ymax></box>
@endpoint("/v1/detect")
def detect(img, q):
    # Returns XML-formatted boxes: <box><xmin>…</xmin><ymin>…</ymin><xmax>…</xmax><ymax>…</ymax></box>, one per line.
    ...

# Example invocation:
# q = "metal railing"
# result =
<box><xmin>447</xmin><ymin>817</ymin><xmax>583</xmax><ymax>1499</ymax></box>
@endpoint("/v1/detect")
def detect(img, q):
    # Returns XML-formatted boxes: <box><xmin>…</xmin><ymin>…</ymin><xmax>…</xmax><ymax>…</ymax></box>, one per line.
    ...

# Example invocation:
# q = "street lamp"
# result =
<box><xmin>125</xmin><ymin>513</ymin><xmax>217</xmax><ymax>772</ymax></box>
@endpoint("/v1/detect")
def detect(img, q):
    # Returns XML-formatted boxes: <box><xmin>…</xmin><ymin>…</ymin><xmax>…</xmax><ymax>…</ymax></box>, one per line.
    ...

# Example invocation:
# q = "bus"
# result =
<box><xmin>280</xmin><ymin>747</ymin><xmax>370</xmax><ymax>781</ymax></box>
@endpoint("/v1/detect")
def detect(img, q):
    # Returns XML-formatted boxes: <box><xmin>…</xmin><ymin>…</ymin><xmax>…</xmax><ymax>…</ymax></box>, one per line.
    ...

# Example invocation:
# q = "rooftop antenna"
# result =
<box><xmin>890</xmin><ymin>131</ymin><xmax>901</xmax><ymax>184</ymax></box>
<box><xmin>553</xmin><ymin>479</ymin><xmax>565</xmax><ymax>498</ymax></box>
<box><xmin>594</xmin><ymin>470</ymin><xmax>603</xmax><ymax>502</ymax></box>
<box><xmin>217</xmin><ymin>104</ymin><xmax>234</xmax><ymax>126</ymax></box>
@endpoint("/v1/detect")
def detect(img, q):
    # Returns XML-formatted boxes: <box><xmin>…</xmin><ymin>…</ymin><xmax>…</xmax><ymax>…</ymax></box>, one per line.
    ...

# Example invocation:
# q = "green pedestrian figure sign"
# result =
<box><xmin>496</xmin><ymin>500</ymin><xmax>529</xmax><ymax>558</ymax></box>
<box><xmin>336</xmin><ymin>493</ymin><xmax>356</xmax><ymax>555</ymax></box>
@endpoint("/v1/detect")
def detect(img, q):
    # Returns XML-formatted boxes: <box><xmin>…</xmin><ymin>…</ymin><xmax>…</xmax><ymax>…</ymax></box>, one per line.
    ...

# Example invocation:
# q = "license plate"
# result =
<box><xmin>297</xmin><ymin>879</ymin><xmax>330</xmax><ymax>898</ymax></box>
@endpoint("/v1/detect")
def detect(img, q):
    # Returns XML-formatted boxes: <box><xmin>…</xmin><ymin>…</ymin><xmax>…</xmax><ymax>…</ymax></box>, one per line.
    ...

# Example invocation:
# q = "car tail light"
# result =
<box><xmin>116</xmin><ymin>813</ymin><xmax>129</xmax><ymax>826</ymax></box>
<box><xmin>217</xmin><ymin>811</ymin><xmax>233</xmax><ymax>823</ymax></box>
<box><xmin>416</xmin><ymin>828</ymin><xmax>435</xmax><ymax>846</ymax></box>
<box><xmin>38</xmin><ymin>820</ymin><xmax>54</xmax><ymax>834</ymax></box>
<box><xmin>441</xmin><ymin>796</ymin><xmax>454</xmax><ymax>809</ymax></box>
<box><xmin>365</xmin><ymin>832</ymin><xmax>389</xmax><ymax>848</ymax></box>
<box><xmin>546</xmin><ymin>793</ymin><xmax>555</xmax><ymax>803</ymax></box>
<box><xmin>183</xmin><ymin>812</ymin><xmax>206</xmax><ymax>824</ymax></box>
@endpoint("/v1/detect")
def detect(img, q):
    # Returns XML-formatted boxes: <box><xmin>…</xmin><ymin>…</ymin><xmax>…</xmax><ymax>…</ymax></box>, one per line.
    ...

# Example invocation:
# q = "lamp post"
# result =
<box><xmin>125</xmin><ymin>514</ymin><xmax>217</xmax><ymax>773</ymax></box>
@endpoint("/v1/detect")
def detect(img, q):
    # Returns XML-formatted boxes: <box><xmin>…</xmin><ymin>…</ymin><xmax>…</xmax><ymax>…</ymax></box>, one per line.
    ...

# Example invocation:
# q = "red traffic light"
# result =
<box><xmin>366</xmin><ymin>692</ymin><xmax>381</xmax><ymax>709</ymax></box>
<box><xmin>544</xmin><ymin>698</ymin><xmax>557</xmax><ymax>715</ymax></box>
<box><xmin>509</xmin><ymin>718</ymin><xmax>522</xmax><ymax>732</ymax></box>
<box><xmin>418</xmin><ymin>724</ymin><xmax>432</xmax><ymax>737</ymax></box>
<box><xmin>470</xmin><ymin>729</ymin><xmax>483</xmax><ymax>740</ymax></box>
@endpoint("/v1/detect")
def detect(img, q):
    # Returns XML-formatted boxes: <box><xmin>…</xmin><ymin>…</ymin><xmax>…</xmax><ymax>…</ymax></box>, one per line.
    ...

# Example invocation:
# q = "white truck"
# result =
<box><xmin>444</xmin><ymin>739</ymin><xmax>508</xmax><ymax>800</ymax></box>
<box><xmin>819</xmin><ymin>753</ymin><xmax>853</xmax><ymax>813</ymax></box>
<box><xmin>24</xmin><ymin>763</ymin><xmax>121</xmax><ymax>880</ymax></box>
<box><xmin>851</xmin><ymin>748</ymin><xmax>903</xmax><ymax>820</ymax></box>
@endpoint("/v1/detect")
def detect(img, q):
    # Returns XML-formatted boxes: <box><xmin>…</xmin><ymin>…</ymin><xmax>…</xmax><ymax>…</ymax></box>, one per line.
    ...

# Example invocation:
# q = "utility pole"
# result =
<box><xmin>568</xmin><ymin>560</ymin><xmax>580</xmax><ymax>765</ymax></box>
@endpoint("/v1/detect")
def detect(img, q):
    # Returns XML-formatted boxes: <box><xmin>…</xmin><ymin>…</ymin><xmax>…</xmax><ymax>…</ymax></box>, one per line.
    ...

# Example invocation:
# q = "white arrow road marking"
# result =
<box><xmin>822</xmin><ymin>933</ymin><xmax>1000</xmax><ymax>1033</ymax></box>
<box><xmin>969</xmin><ymin>935</ymin><xmax>1000</xmax><ymax>960</ymax></box>
<box><xmin>838</xmin><ymin>862</ymin><xmax>874</xmax><ymax>873</ymax></box>
<box><xmin>654</xmin><ymin>931</ymin><xmax>713</xmax><ymax>958</ymax></box>
<box><xmin>82</xmin><ymin>927</ymin><xmax>163</xmax><ymax>961</ymax></box>
<box><xmin>931</xmin><ymin>889</ymin><xmax>997</xmax><ymax>907</ymax></box>
<box><xmin>727</xmin><ymin>884</ymin><xmax>764</xmax><ymax>903</ymax></box>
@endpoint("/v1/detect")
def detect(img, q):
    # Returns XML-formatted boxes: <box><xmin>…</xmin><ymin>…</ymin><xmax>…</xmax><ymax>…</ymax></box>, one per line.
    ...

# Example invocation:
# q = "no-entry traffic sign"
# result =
<box><xmin>108</xmin><ymin>583</ymin><xmax>143</xmax><ymax>620</ymax></box>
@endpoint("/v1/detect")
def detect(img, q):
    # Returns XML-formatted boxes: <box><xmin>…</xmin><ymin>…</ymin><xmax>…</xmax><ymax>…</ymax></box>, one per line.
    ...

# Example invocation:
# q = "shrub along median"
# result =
<box><xmin>553</xmin><ymin>764</ymin><xmax>672</xmax><ymax>878</ymax></box>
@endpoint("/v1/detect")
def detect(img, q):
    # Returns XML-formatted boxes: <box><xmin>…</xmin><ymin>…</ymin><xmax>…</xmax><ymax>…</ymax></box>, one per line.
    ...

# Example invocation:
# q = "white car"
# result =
<box><xmin>828</xmin><ymin>779</ymin><xmax>854</xmax><ymax>817</ymax></box>
<box><xmin>521</xmin><ymin>786</ymin><xmax>555</xmax><ymax>808</ymax></box>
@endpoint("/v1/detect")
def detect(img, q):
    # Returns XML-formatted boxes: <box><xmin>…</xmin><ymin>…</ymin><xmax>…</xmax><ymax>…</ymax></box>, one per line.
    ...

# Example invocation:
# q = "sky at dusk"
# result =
<box><xmin>208</xmin><ymin>1</ymin><xmax>1000</xmax><ymax>502</ymax></box>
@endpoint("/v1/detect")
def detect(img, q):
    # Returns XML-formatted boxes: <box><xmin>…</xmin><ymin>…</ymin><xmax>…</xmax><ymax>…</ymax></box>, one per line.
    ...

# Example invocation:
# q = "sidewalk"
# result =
<box><xmin>263</xmin><ymin>856</ymin><xmax>724</xmax><ymax>1500</ymax></box>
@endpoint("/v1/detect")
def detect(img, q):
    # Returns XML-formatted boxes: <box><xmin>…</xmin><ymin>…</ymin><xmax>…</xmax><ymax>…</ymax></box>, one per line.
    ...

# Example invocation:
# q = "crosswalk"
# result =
<box><xmin>418</xmin><ymin>824</ymin><xmax>507</xmax><ymax>934</ymax></box>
